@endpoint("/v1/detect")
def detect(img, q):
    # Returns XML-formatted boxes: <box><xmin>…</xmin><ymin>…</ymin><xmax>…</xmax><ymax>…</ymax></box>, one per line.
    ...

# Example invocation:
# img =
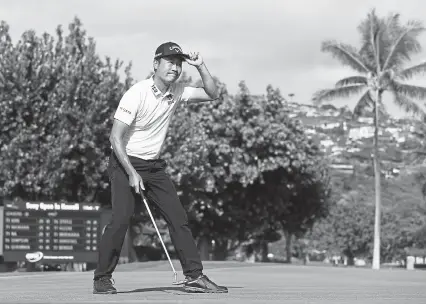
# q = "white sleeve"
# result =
<box><xmin>181</xmin><ymin>86</ymin><xmax>197</xmax><ymax>102</ymax></box>
<box><xmin>114</xmin><ymin>87</ymin><xmax>140</xmax><ymax>125</ymax></box>
<box><xmin>174</xmin><ymin>83</ymin><xmax>197</xmax><ymax>106</ymax></box>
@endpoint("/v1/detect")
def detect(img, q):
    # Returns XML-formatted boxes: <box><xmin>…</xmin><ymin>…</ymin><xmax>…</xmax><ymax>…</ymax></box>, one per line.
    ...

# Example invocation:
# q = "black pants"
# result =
<box><xmin>94</xmin><ymin>151</ymin><xmax>203</xmax><ymax>280</ymax></box>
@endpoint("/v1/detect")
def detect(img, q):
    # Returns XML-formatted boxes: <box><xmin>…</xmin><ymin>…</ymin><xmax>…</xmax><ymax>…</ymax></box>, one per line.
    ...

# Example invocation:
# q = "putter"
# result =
<box><xmin>139</xmin><ymin>187</ymin><xmax>186</xmax><ymax>285</ymax></box>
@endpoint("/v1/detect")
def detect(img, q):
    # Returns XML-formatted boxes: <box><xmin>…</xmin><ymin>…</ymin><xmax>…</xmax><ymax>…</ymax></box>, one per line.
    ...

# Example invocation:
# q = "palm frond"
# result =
<box><xmin>390</xmin><ymin>89</ymin><xmax>426</xmax><ymax>121</ymax></box>
<box><xmin>396</xmin><ymin>62</ymin><xmax>426</xmax><ymax>80</ymax></box>
<box><xmin>358</xmin><ymin>11</ymin><xmax>424</xmax><ymax>71</ymax></box>
<box><xmin>358</xmin><ymin>9</ymin><xmax>382</xmax><ymax>70</ymax></box>
<box><xmin>352</xmin><ymin>89</ymin><xmax>389</xmax><ymax>120</ymax></box>
<box><xmin>358</xmin><ymin>10</ymin><xmax>398</xmax><ymax>71</ymax></box>
<box><xmin>321</xmin><ymin>40</ymin><xmax>370</xmax><ymax>74</ymax></box>
<box><xmin>392</xmin><ymin>81</ymin><xmax>426</xmax><ymax>100</ymax></box>
<box><xmin>380</xmin><ymin>12</ymin><xmax>403</xmax><ymax>67</ymax></box>
<box><xmin>353</xmin><ymin>90</ymin><xmax>374</xmax><ymax>117</ymax></box>
<box><xmin>312</xmin><ymin>84</ymin><xmax>367</xmax><ymax>104</ymax></box>
<box><xmin>373</xmin><ymin>26</ymin><xmax>383</xmax><ymax>71</ymax></box>
<box><xmin>383</xmin><ymin>20</ymin><xmax>425</xmax><ymax>70</ymax></box>
<box><xmin>335</xmin><ymin>76</ymin><xmax>367</xmax><ymax>87</ymax></box>
<box><xmin>384</xmin><ymin>12</ymin><xmax>402</xmax><ymax>34</ymax></box>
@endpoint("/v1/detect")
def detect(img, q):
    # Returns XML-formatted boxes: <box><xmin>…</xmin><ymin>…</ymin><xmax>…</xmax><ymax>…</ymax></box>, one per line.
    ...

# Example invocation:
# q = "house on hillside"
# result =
<box><xmin>286</xmin><ymin>103</ymin><xmax>318</xmax><ymax>117</ymax></box>
<box><xmin>348</xmin><ymin>126</ymin><xmax>384</xmax><ymax>140</ymax></box>
<box><xmin>320</xmin><ymin>139</ymin><xmax>335</xmax><ymax>148</ymax></box>
<box><xmin>329</xmin><ymin>163</ymin><xmax>354</xmax><ymax>175</ymax></box>
<box><xmin>338</xmin><ymin>105</ymin><xmax>353</xmax><ymax>120</ymax></box>
<box><xmin>357</xmin><ymin>117</ymin><xmax>374</xmax><ymax>124</ymax></box>
<box><xmin>330</xmin><ymin>146</ymin><xmax>346</xmax><ymax>156</ymax></box>
<box><xmin>347</xmin><ymin>147</ymin><xmax>361</xmax><ymax>153</ymax></box>
<box><xmin>384</xmin><ymin>168</ymin><xmax>400</xmax><ymax>179</ymax></box>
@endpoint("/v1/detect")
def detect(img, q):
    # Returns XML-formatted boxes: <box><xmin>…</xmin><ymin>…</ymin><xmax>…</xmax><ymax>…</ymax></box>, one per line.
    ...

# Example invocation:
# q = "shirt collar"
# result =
<box><xmin>150</xmin><ymin>76</ymin><xmax>174</xmax><ymax>100</ymax></box>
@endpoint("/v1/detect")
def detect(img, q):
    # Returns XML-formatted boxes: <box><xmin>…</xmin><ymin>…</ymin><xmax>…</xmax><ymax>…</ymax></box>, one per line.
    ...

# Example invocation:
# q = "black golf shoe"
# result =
<box><xmin>183</xmin><ymin>274</ymin><xmax>228</xmax><ymax>293</ymax></box>
<box><xmin>93</xmin><ymin>277</ymin><xmax>117</xmax><ymax>294</ymax></box>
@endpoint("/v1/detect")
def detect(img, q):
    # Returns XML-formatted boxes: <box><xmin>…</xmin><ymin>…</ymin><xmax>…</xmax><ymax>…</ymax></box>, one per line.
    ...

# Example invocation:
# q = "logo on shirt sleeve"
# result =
<box><xmin>119</xmin><ymin>106</ymin><xmax>132</xmax><ymax>115</ymax></box>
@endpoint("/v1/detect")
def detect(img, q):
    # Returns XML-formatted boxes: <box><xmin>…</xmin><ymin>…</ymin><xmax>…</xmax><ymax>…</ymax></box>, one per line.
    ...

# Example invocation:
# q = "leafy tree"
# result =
<box><xmin>309</xmin><ymin>197</ymin><xmax>374</xmax><ymax>264</ymax></box>
<box><xmin>309</xmin><ymin>171</ymin><xmax>426</xmax><ymax>264</ymax></box>
<box><xmin>312</xmin><ymin>9</ymin><xmax>426</xmax><ymax>269</ymax></box>
<box><xmin>413</xmin><ymin>225</ymin><xmax>426</xmax><ymax>248</ymax></box>
<box><xmin>163</xmin><ymin>81</ymin><xmax>330</xmax><ymax>259</ymax></box>
<box><xmin>381</xmin><ymin>172</ymin><xmax>426</xmax><ymax>260</ymax></box>
<box><xmin>412</xmin><ymin>165</ymin><xmax>426</xmax><ymax>198</ymax></box>
<box><xmin>381</xmin><ymin>209</ymin><xmax>426</xmax><ymax>262</ymax></box>
<box><xmin>248</xmin><ymin>86</ymin><xmax>333</xmax><ymax>261</ymax></box>
<box><xmin>0</xmin><ymin>18</ymin><xmax>133</xmax><ymax>203</ymax></box>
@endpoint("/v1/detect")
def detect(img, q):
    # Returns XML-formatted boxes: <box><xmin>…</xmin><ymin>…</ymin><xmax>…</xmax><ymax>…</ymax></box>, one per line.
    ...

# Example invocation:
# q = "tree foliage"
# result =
<box><xmin>308</xmin><ymin>172</ymin><xmax>426</xmax><ymax>263</ymax></box>
<box><xmin>163</xmin><ymin>81</ymin><xmax>331</xmax><ymax>257</ymax></box>
<box><xmin>0</xmin><ymin>18</ymin><xmax>133</xmax><ymax>203</ymax></box>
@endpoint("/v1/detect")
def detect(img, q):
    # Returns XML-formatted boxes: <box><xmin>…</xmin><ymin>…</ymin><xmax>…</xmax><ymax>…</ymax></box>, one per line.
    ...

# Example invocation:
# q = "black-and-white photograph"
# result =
<box><xmin>0</xmin><ymin>0</ymin><xmax>425</xmax><ymax>303</ymax></box>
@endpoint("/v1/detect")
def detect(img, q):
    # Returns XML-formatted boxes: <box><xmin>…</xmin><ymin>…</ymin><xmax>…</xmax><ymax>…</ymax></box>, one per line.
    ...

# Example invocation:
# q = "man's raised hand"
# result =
<box><xmin>185</xmin><ymin>51</ymin><xmax>203</xmax><ymax>67</ymax></box>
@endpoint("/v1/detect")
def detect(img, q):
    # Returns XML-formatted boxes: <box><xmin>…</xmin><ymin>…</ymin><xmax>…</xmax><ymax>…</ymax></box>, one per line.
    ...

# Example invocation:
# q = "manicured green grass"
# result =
<box><xmin>0</xmin><ymin>261</ymin><xmax>424</xmax><ymax>303</ymax></box>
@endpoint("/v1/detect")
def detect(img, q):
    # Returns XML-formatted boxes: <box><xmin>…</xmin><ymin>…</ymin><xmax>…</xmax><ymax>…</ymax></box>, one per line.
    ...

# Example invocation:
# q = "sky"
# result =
<box><xmin>1</xmin><ymin>0</ymin><xmax>426</xmax><ymax>118</ymax></box>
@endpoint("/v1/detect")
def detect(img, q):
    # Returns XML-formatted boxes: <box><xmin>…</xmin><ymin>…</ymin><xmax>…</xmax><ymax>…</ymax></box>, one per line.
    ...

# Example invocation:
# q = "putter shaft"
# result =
<box><xmin>140</xmin><ymin>189</ymin><xmax>178</xmax><ymax>283</ymax></box>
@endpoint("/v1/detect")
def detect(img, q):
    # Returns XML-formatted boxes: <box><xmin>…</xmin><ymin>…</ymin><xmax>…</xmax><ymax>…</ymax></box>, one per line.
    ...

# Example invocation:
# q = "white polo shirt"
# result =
<box><xmin>113</xmin><ymin>77</ymin><xmax>196</xmax><ymax>160</ymax></box>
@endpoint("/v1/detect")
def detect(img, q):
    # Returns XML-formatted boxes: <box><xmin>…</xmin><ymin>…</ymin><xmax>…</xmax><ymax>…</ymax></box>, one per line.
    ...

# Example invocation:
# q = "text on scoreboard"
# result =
<box><xmin>1</xmin><ymin>201</ymin><xmax>102</xmax><ymax>263</ymax></box>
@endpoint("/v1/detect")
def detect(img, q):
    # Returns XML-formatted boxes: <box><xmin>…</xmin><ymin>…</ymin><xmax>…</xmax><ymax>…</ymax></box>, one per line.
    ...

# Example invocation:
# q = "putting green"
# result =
<box><xmin>0</xmin><ymin>261</ymin><xmax>424</xmax><ymax>303</ymax></box>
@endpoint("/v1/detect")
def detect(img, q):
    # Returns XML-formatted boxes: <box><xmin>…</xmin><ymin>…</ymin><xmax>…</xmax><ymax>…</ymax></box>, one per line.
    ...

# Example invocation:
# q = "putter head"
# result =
<box><xmin>172</xmin><ymin>273</ymin><xmax>186</xmax><ymax>285</ymax></box>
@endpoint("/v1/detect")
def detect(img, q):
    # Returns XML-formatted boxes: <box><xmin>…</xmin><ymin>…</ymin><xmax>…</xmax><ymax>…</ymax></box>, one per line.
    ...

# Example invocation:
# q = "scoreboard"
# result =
<box><xmin>0</xmin><ymin>200</ymin><xmax>103</xmax><ymax>263</ymax></box>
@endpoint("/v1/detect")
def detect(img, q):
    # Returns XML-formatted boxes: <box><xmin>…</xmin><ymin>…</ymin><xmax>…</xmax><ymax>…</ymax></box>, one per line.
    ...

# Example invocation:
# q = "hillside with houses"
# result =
<box><xmin>286</xmin><ymin>102</ymin><xmax>426</xmax><ymax>179</ymax></box>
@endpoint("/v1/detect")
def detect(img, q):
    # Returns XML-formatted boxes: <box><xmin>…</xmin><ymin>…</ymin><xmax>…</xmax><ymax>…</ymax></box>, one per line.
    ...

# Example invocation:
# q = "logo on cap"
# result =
<box><xmin>169</xmin><ymin>45</ymin><xmax>183</xmax><ymax>53</ymax></box>
<box><xmin>155</xmin><ymin>42</ymin><xmax>188</xmax><ymax>59</ymax></box>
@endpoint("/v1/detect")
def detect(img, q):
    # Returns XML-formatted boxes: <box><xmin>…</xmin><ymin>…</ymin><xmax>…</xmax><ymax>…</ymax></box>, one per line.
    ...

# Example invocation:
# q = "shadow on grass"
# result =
<box><xmin>118</xmin><ymin>286</ymin><xmax>243</xmax><ymax>294</ymax></box>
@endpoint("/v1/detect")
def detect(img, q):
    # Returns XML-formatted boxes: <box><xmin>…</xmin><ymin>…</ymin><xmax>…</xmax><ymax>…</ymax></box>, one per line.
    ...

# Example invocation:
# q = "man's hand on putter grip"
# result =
<box><xmin>129</xmin><ymin>171</ymin><xmax>144</xmax><ymax>193</ymax></box>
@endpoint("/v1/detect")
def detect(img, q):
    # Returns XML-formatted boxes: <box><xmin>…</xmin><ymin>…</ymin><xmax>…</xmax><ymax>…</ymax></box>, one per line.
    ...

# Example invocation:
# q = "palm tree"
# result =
<box><xmin>313</xmin><ymin>10</ymin><xmax>426</xmax><ymax>269</ymax></box>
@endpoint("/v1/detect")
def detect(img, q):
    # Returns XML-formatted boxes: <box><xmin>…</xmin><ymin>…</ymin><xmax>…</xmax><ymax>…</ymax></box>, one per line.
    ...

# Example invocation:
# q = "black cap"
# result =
<box><xmin>154</xmin><ymin>42</ymin><xmax>190</xmax><ymax>60</ymax></box>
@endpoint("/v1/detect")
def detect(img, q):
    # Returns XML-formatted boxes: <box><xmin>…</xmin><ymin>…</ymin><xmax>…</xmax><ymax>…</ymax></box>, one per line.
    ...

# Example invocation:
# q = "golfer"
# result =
<box><xmin>93</xmin><ymin>42</ymin><xmax>228</xmax><ymax>294</ymax></box>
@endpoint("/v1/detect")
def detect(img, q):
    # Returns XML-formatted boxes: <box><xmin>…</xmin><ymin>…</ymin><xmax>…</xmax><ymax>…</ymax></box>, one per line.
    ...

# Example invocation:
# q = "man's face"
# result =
<box><xmin>154</xmin><ymin>55</ymin><xmax>184</xmax><ymax>83</ymax></box>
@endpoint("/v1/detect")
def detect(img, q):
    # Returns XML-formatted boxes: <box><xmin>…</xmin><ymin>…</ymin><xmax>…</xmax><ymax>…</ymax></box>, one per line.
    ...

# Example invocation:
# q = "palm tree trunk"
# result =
<box><xmin>372</xmin><ymin>89</ymin><xmax>382</xmax><ymax>270</ymax></box>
